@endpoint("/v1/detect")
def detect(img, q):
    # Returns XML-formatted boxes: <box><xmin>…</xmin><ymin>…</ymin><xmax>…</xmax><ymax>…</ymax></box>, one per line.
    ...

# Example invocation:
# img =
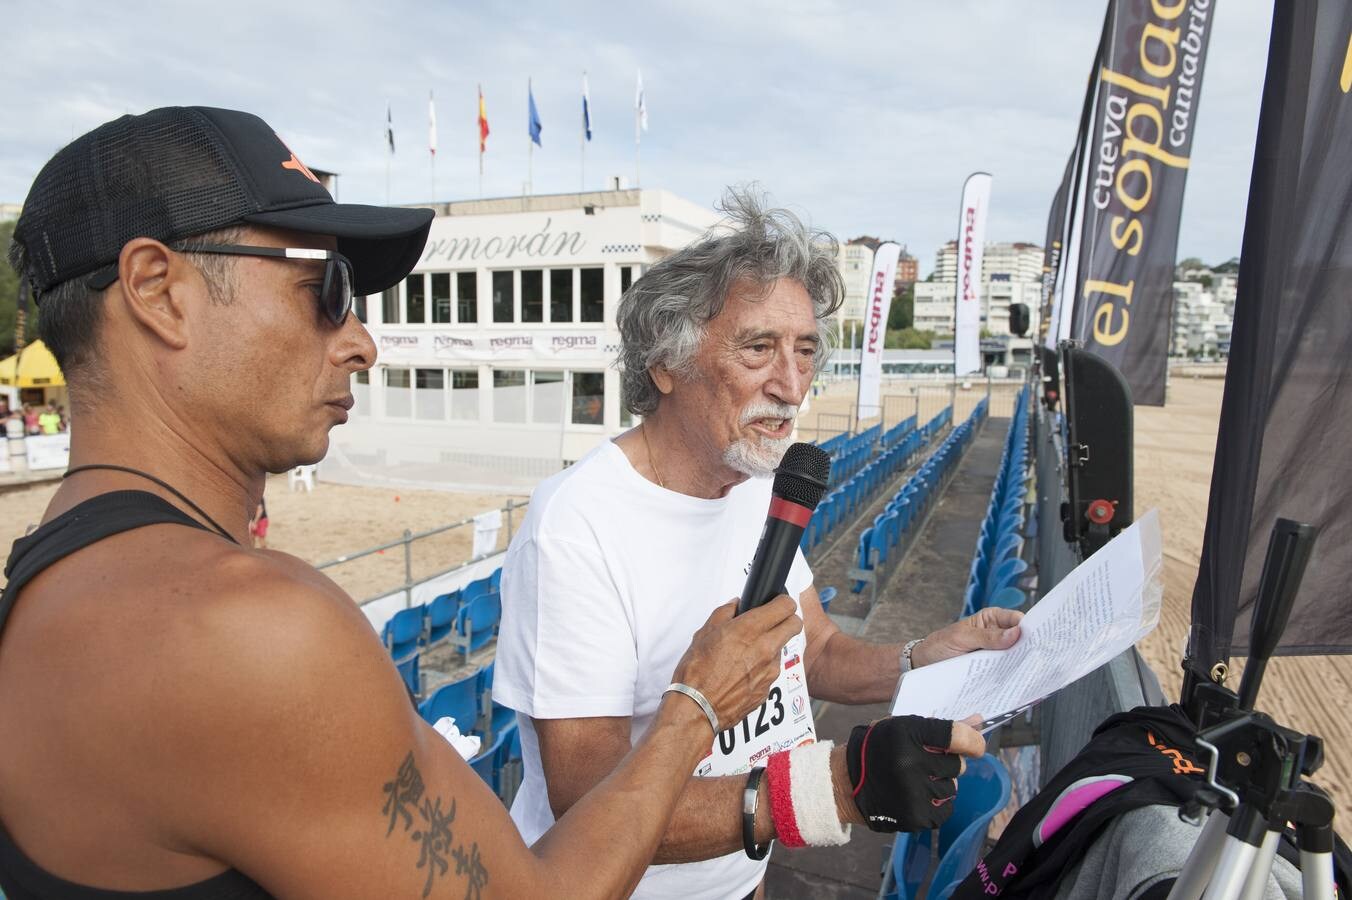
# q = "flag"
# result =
<box><xmin>1067</xmin><ymin>0</ymin><xmax>1216</xmax><ymax>406</ymax></box>
<box><xmin>528</xmin><ymin>79</ymin><xmax>543</xmax><ymax>146</ymax></box>
<box><xmin>856</xmin><ymin>242</ymin><xmax>903</xmax><ymax>418</ymax></box>
<box><xmin>955</xmin><ymin>172</ymin><xmax>993</xmax><ymax>376</ymax></box>
<box><xmin>635</xmin><ymin>69</ymin><xmax>648</xmax><ymax>133</ymax></box>
<box><xmin>428</xmin><ymin>91</ymin><xmax>437</xmax><ymax>157</ymax></box>
<box><xmin>478</xmin><ymin>85</ymin><xmax>490</xmax><ymax>153</ymax></box>
<box><xmin>582</xmin><ymin>72</ymin><xmax>593</xmax><ymax>141</ymax></box>
<box><xmin>1188</xmin><ymin>0</ymin><xmax>1352</xmax><ymax>674</ymax></box>
<box><xmin>385</xmin><ymin>103</ymin><xmax>395</xmax><ymax>155</ymax></box>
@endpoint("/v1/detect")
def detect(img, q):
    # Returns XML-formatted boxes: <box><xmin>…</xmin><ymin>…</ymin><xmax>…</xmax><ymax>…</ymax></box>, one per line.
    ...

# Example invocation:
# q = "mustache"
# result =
<box><xmin>739</xmin><ymin>402</ymin><xmax>798</xmax><ymax>425</ymax></box>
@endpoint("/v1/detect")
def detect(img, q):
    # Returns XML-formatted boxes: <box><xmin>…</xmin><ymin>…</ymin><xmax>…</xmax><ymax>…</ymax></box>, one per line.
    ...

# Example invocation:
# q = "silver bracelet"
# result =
<box><xmin>664</xmin><ymin>682</ymin><xmax>719</xmax><ymax>735</ymax></box>
<box><xmin>901</xmin><ymin>637</ymin><xmax>925</xmax><ymax>675</ymax></box>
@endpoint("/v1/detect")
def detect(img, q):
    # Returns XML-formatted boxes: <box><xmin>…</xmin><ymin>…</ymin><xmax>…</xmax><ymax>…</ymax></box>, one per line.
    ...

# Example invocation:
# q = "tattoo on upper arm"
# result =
<box><xmin>382</xmin><ymin>751</ymin><xmax>490</xmax><ymax>899</ymax></box>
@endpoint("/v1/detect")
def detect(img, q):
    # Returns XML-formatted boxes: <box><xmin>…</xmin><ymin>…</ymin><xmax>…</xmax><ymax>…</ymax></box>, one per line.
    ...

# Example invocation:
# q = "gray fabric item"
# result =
<box><xmin>1051</xmin><ymin>805</ymin><xmax>1301</xmax><ymax>900</ymax></box>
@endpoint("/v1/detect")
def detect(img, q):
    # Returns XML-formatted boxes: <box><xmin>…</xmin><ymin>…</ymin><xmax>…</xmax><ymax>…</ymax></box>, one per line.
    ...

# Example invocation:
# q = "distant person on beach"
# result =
<box><xmin>249</xmin><ymin>498</ymin><xmax>269</xmax><ymax>549</ymax></box>
<box><xmin>495</xmin><ymin>189</ymin><xmax>1024</xmax><ymax>900</ymax></box>
<box><xmin>38</xmin><ymin>402</ymin><xmax>61</xmax><ymax>435</ymax></box>
<box><xmin>0</xmin><ymin>106</ymin><xmax>801</xmax><ymax>900</ymax></box>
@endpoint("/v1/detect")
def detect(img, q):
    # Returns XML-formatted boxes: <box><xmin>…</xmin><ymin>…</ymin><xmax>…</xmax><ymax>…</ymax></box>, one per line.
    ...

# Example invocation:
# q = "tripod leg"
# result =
<box><xmin>1169</xmin><ymin>811</ymin><xmax>1230</xmax><ymax>900</ymax></box>
<box><xmin>1235</xmin><ymin>830</ymin><xmax>1280</xmax><ymax>900</ymax></box>
<box><xmin>1203</xmin><ymin>807</ymin><xmax>1270</xmax><ymax>900</ymax></box>
<box><xmin>1298</xmin><ymin>848</ymin><xmax>1335</xmax><ymax>900</ymax></box>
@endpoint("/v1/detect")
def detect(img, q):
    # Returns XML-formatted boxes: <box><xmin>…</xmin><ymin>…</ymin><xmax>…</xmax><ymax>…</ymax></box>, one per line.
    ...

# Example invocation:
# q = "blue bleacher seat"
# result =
<box><xmin>382</xmin><ymin>604</ymin><xmax>426</xmax><ymax>698</ymax></box>
<box><xmin>984</xmin><ymin>557</ymin><xmax>1029</xmax><ymax>601</ymax></box>
<box><xmin>418</xmin><ymin>670</ymin><xmax>480</xmax><ymax>732</ymax></box>
<box><xmin>881</xmin><ymin>754</ymin><xmax>1012</xmax><ymax>900</ymax></box>
<box><xmin>454</xmin><ymin>589</ymin><xmax>502</xmax><ymax>661</ymax></box>
<box><xmin>426</xmin><ymin>590</ymin><xmax>459</xmax><ymax>648</ymax></box>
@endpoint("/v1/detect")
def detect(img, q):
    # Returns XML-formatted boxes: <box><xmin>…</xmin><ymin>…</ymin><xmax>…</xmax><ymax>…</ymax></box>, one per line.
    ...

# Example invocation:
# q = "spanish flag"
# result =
<box><xmin>478</xmin><ymin>85</ymin><xmax>490</xmax><ymax>154</ymax></box>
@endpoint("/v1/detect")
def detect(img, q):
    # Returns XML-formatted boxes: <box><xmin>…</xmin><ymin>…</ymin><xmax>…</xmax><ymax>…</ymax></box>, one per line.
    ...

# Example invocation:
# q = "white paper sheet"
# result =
<box><xmin>892</xmin><ymin>509</ymin><xmax>1163</xmax><ymax>731</ymax></box>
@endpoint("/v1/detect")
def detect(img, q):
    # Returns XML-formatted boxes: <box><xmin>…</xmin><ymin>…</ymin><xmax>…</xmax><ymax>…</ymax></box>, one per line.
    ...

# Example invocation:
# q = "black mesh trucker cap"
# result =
<box><xmin>13</xmin><ymin>106</ymin><xmax>434</xmax><ymax>297</ymax></box>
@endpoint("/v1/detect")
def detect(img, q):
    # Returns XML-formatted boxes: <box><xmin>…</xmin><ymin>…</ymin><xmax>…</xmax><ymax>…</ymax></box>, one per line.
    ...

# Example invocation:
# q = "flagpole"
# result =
<box><xmin>527</xmin><ymin>78</ymin><xmax>534</xmax><ymax>197</ymax></box>
<box><xmin>484</xmin><ymin>82</ymin><xmax>489</xmax><ymax>200</ymax></box>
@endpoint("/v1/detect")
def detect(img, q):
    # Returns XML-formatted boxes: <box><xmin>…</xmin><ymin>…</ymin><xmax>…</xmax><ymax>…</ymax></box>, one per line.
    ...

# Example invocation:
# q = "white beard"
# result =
<box><xmin>722</xmin><ymin>432</ymin><xmax>794</xmax><ymax>477</ymax></box>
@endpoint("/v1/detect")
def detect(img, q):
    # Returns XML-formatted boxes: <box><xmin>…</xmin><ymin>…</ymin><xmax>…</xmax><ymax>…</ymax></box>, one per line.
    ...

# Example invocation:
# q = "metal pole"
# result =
<box><xmin>402</xmin><ymin>529</ymin><xmax>413</xmax><ymax>591</ymax></box>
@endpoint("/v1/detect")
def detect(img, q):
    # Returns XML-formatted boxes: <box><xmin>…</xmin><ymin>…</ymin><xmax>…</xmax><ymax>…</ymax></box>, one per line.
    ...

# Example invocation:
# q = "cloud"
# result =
<box><xmin>1</xmin><ymin>0</ymin><xmax>1271</xmax><ymax>270</ymax></box>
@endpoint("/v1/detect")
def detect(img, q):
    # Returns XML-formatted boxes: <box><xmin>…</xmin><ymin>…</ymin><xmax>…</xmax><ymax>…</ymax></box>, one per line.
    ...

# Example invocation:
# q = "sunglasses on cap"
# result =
<box><xmin>85</xmin><ymin>242</ymin><xmax>356</xmax><ymax>327</ymax></box>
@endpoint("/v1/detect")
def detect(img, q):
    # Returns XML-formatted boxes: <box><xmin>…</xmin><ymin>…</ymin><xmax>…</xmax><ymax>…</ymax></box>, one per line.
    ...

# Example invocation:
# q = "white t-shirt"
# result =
<box><xmin>494</xmin><ymin>439</ymin><xmax>815</xmax><ymax>900</ymax></box>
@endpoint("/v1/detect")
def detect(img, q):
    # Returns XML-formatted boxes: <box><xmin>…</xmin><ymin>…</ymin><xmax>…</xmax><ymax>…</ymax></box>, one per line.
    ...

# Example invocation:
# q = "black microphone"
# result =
<box><xmin>737</xmin><ymin>443</ymin><xmax>832</xmax><ymax>615</ymax></box>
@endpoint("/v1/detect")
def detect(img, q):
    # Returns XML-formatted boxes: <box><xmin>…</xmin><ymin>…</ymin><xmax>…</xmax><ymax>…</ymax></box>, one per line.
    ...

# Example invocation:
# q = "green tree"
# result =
<box><xmin>884</xmin><ymin>327</ymin><xmax>934</xmax><ymax>350</ymax></box>
<box><xmin>887</xmin><ymin>283</ymin><xmax>914</xmax><ymax>331</ymax></box>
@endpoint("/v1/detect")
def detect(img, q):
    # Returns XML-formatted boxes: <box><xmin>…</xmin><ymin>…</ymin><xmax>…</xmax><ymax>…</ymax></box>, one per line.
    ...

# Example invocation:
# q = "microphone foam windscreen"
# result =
<box><xmin>773</xmin><ymin>442</ymin><xmax>832</xmax><ymax>510</ymax></box>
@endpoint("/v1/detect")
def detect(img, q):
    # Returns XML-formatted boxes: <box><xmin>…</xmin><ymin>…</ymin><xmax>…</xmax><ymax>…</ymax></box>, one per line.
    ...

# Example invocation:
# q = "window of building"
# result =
<box><xmin>384</xmin><ymin>368</ymin><xmax>412</xmax><ymax>418</ymax></box>
<box><xmin>382</xmin><ymin>287</ymin><xmax>399</xmax><ymax>325</ymax></box>
<box><xmin>550</xmin><ymin>268</ymin><xmax>574</xmax><ymax>323</ymax></box>
<box><xmin>580</xmin><ymin>267</ymin><xmax>604</xmax><ymax>322</ymax></box>
<box><xmin>572</xmin><ymin>371</ymin><xmax>605</xmax><ymax>425</ymax></box>
<box><xmin>450</xmin><ymin>370</ymin><xmax>480</xmax><ymax>420</ymax></box>
<box><xmin>431</xmin><ymin>273</ymin><xmax>452</xmax><ymax>324</ymax></box>
<box><xmin>415</xmin><ymin>368</ymin><xmax>445</xmax><ymax>420</ymax></box>
<box><xmin>405</xmin><ymin>274</ymin><xmax>426</xmax><ymax>324</ymax></box>
<box><xmin>492</xmin><ymin>271</ymin><xmax>514</xmax><ymax>323</ymax></box>
<box><xmin>521</xmin><ymin>269</ymin><xmax>544</xmax><ymax>323</ymax></box>
<box><xmin>457</xmin><ymin>272</ymin><xmax>478</xmax><ymax>323</ymax></box>
<box><xmin>531</xmin><ymin>371</ymin><xmax>565</xmax><ymax>424</ymax></box>
<box><xmin>620</xmin><ymin>265</ymin><xmax>636</xmax><ymax>295</ymax></box>
<box><xmin>493</xmin><ymin>369</ymin><xmax>526</xmax><ymax>422</ymax></box>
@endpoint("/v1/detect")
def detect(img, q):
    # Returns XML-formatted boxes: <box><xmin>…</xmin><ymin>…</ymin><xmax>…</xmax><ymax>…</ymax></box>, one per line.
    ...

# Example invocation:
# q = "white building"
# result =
<box><xmin>1172</xmin><ymin>274</ymin><xmax>1236</xmax><ymax>358</ymax></box>
<box><xmin>834</xmin><ymin>241</ymin><xmax>876</xmax><ymax>323</ymax></box>
<box><xmin>914</xmin><ymin>241</ymin><xmax>1043</xmax><ymax>337</ymax></box>
<box><xmin>328</xmin><ymin>188</ymin><xmax>720</xmax><ymax>492</ymax></box>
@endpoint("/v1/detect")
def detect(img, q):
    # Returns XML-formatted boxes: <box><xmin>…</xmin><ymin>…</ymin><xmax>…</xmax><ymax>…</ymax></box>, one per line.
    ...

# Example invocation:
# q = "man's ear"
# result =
<box><xmin>650</xmin><ymin>365</ymin><xmax>674</xmax><ymax>395</ymax></box>
<box><xmin>114</xmin><ymin>238</ymin><xmax>196</xmax><ymax>350</ymax></box>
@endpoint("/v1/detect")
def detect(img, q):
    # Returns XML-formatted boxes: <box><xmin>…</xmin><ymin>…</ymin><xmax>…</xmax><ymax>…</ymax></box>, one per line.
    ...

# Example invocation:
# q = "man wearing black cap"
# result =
<box><xmin>0</xmin><ymin>107</ymin><xmax>804</xmax><ymax>899</ymax></box>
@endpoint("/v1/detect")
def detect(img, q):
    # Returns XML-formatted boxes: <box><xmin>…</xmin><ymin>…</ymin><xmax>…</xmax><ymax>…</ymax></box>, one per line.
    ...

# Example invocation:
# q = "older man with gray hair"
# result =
<box><xmin>493</xmin><ymin>190</ymin><xmax>1023</xmax><ymax>899</ymax></box>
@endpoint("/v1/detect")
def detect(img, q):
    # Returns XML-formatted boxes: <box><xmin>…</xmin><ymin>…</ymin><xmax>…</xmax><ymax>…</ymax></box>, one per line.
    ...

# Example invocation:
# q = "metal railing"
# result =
<box><xmin>317</xmin><ymin>498</ymin><xmax>530</xmax><ymax>607</ymax></box>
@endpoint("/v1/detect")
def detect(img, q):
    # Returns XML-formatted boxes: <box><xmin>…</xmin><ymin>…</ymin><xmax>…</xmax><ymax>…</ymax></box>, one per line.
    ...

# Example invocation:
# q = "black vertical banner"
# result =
<box><xmin>1039</xmin><ymin>152</ymin><xmax>1076</xmax><ymax>343</ymax></box>
<box><xmin>1189</xmin><ymin>0</ymin><xmax>1352</xmax><ymax>674</ymax></box>
<box><xmin>1070</xmin><ymin>0</ymin><xmax>1216</xmax><ymax>406</ymax></box>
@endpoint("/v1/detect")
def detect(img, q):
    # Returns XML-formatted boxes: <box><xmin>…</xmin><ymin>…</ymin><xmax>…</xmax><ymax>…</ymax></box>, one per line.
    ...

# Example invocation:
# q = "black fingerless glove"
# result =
<box><xmin>845</xmin><ymin>715</ymin><xmax>961</xmax><ymax>832</ymax></box>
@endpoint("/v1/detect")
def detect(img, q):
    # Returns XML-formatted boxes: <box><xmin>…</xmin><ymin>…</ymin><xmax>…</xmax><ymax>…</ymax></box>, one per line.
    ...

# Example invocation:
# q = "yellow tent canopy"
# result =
<box><xmin>0</xmin><ymin>341</ymin><xmax>65</xmax><ymax>388</ymax></box>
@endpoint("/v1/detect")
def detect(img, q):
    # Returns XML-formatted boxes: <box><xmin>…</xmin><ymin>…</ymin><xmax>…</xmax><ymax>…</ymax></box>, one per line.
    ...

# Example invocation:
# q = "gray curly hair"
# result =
<box><xmin>616</xmin><ymin>187</ymin><xmax>844</xmax><ymax>417</ymax></box>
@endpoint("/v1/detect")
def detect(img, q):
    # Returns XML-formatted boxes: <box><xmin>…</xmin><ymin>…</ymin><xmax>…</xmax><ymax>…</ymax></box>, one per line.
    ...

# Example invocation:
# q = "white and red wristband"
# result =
<box><xmin>764</xmin><ymin>741</ymin><xmax>851</xmax><ymax>848</ymax></box>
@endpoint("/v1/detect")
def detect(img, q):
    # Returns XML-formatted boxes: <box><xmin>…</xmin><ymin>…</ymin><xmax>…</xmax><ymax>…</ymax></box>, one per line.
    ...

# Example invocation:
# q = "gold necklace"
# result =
<box><xmin>641</xmin><ymin>423</ymin><xmax>666</xmax><ymax>489</ymax></box>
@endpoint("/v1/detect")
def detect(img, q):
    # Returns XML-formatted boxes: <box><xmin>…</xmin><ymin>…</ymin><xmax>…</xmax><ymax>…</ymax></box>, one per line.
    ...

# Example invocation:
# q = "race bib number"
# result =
<box><xmin>693</xmin><ymin>631</ymin><xmax>816</xmax><ymax>776</ymax></box>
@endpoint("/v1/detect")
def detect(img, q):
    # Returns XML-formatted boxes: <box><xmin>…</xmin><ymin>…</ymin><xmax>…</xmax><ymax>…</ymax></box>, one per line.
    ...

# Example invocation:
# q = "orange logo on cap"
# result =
<box><xmin>275</xmin><ymin>133</ymin><xmax>320</xmax><ymax>184</ymax></box>
<box><xmin>282</xmin><ymin>152</ymin><xmax>320</xmax><ymax>184</ymax></box>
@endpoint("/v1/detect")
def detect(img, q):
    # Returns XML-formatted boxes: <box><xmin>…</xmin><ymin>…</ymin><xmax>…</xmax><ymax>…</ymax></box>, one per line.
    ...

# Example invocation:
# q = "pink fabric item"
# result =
<box><xmin>1033</xmin><ymin>775</ymin><xmax>1134</xmax><ymax>848</ymax></box>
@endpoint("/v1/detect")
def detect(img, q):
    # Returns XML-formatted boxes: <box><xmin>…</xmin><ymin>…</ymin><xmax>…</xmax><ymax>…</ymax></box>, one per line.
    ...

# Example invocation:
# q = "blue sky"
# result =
<box><xmin>3</xmin><ymin>0</ymin><xmax>1271</xmax><ymax>274</ymax></box>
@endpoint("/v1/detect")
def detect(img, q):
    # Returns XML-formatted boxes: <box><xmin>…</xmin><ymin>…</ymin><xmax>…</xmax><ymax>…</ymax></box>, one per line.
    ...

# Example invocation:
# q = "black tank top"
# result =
<box><xmin>0</xmin><ymin>491</ymin><xmax>273</xmax><ymax>900</ymax></box>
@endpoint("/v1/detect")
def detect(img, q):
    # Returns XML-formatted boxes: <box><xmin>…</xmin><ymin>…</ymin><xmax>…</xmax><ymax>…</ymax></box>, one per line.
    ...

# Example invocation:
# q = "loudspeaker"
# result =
<box><xmin>1060</xmin><ymin>345</ymin><xmax>1133</xmax><ymax>559</ymax></box>
<box><xmin>1037</xmin><ymin>344</ymin><xmax>1060</xmax><ymax>410</ymax></box>
<box><xmin>1009</xmin><ymin>303</ymin><xmax>1030</xmax><ymax>336</ymax></box>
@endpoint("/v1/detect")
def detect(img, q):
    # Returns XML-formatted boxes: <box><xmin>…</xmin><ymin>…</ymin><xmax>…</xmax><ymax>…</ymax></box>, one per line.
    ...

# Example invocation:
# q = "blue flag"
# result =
<box><xmin>528</xmin><ymin>80</ymin><xmax>543</xmax><ymax>146</ymax></box>
<box><xmin>582</xmin><ymin>72</ymin><xmax>592</xmax><ymax>141</ymax></box>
